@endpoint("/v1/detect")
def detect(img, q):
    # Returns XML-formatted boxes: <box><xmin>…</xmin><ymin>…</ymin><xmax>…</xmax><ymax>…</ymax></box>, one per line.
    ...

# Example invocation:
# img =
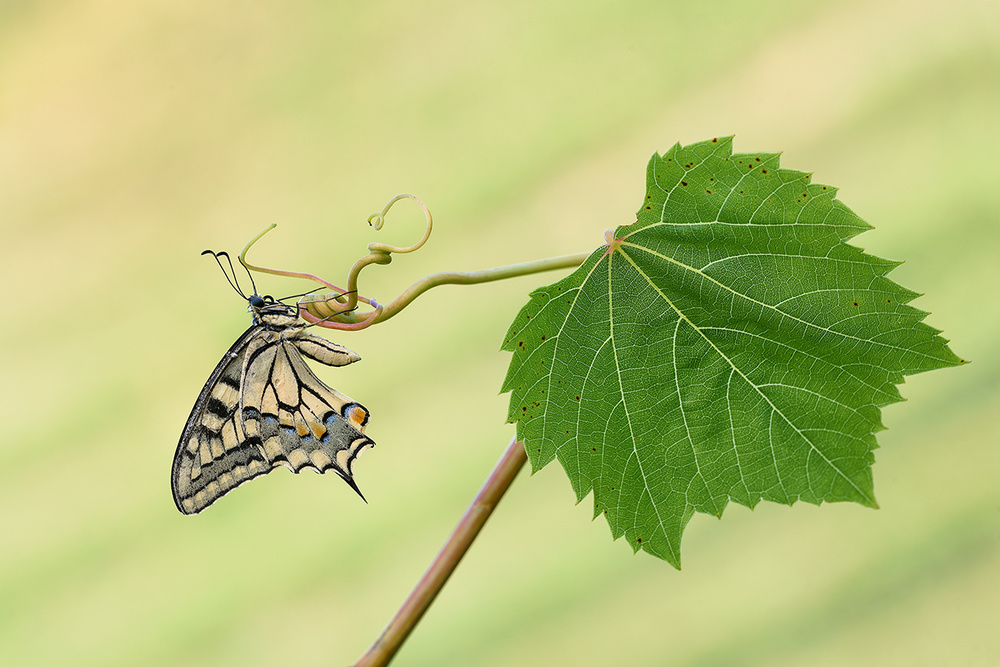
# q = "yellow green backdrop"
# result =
<box><xmin>1</xmin><ymin>1</ymin><xmax>996</xmax><ymax>665</ymax></box>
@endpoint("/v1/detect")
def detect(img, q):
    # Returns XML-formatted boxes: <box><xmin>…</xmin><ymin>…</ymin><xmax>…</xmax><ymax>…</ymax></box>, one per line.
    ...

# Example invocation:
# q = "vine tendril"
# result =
<box><xmin>236</xmin><ymin>193</ymin><xmax>587</xmax><ymax>333</ymax></box>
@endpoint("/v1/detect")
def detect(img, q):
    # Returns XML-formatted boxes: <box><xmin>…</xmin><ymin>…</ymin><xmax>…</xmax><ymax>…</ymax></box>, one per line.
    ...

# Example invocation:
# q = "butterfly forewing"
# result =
<box><xmin>172</xmin><ymin>326</ymin><xmax>271</xmax><ymax>514</ymax></box>
<box><xmin>172</xmin><ymin>305</ymin><xmax>373</xmax><ymax>514</ymax></box>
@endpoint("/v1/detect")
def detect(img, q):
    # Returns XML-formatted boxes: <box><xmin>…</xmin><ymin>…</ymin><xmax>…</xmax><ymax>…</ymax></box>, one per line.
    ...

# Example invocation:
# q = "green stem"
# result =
<box><xmin>352</xmin><ymin>437</ymin><xmax>528</xmax><ymax>667</ymax></box>
<box><xmin>238</xmin><ymin>196</ymin><xmax>592</xmax><ymax>330</ymax></box>
<box><xmin>374</xmin><ymin>252</ymin><xmax>590</xmax><ymax>323</ymax></box>
<box><xmin>302</xmin><ymin>252</ymin><xmax>591</xmax><ymax>329</ymax></box>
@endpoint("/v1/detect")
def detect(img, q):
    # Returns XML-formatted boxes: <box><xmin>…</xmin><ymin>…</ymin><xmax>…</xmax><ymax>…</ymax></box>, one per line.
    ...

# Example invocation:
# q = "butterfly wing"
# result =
<box><xmin>173</xmin><ymin>322</ymin><xmax>375</xmax><ymax>515</ymax></box>
<box><xmin>239</xmin><ymin>331</ymin><xmax>375</xmax><ymax>499</ymax></box>
<box><xmin>172</xmin><ymin>326</ymin><xmax>271</xmax><ymax>515</ymax></box>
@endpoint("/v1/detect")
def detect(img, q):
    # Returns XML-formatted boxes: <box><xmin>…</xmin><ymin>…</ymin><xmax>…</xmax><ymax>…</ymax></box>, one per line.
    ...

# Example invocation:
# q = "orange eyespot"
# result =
<box><xmin>347</xmin><ymin>406</ymin><xmax>368</xmax><ymax>429</ymax></box>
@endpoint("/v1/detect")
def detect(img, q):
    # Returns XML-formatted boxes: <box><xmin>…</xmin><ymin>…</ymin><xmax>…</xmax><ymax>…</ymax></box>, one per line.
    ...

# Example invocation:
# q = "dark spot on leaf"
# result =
<box><xmin>755</xmin><ymin>157</ymin><xmax>761</xmax><ymax>162</ymax></box>
<box><xmin>637</xmin><ymin>538</ymin><xmax>643</xmax><ymax>543</ymax></box>
<box><xmin>853</xmin><ymin>302</ymin><xmax>859</xmax><ymax>307</ymax></box>
<box><xmin>761</xmin><ymin>169</ymin><xmax>768</xmax><ymax>174</ymax></box>
<box><xmin>541</xmin><ymin>335</ymin><xmax>546</xmax><ymax>341</ymax></box>
<box><xmin>592</xmin><ymin>447</ymin><xmax>596</xmax><ymax>452</ymax></box>
<box><xmin>712</xmin><ymin>137</ymin><xmax>718</xmax><ymax>143</ymax></box>
<box><xmin>575</xmin><ymin>395</ymin><xmax>581</xmax><ymax>401</ymax></box>
<box><xmin>645</xmin><ymin>206</ymin><xmax>651</xmax><ymax>210</ymax></box>
<box><xmin>681</xmin><ymin>181</ymin><xmax>688</xmax><ymax>186</ymax></box>
<box><xmin>706</xmin><ymin>189</ymin><xmax>712</xmax><ymax>194</ymax></box>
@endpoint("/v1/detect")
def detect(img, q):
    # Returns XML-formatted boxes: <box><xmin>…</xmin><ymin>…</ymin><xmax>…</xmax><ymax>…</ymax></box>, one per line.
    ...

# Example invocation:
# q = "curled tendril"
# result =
<box><xmin>298</xmin><ymin>193</ymin><xmax>433</xmax><ymax>330</ymax></box>
<box><xmin>238</xmin><ymin>194</ymin><xmax>434</xmax><ymax>332</ymax></box>
<box><xmin>237</xmin><ymin>193</ymin><xmax>587</xmax><ymax>334</ymax></box>
<box><xmin>238</xmin><ymin>224</ymin><xmax>380</xmax><ymax>328</ymax></box>
<box><xmin>365</xmin><ymin>193</ymin><xmax>432</xmax><ymax>253</ymax></box>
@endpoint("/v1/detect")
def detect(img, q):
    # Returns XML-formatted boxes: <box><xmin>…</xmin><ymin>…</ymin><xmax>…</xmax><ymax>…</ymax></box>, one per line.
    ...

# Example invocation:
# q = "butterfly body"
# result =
<box><xmin>172</xmin><ymin>296</ymin><xmax>373</xmax><ymax>515</ymax></box>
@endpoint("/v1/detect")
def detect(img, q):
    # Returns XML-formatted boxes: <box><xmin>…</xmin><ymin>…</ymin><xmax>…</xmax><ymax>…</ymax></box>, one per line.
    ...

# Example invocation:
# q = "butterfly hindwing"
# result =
<box><xmin>240</xmin><ymin>332</ymin><xmax>374</xmax><ymax>493</ymax></box>
<box><xmin>172</xmin><ymin>310</ymin><xmax>373</xmax><ymax>515</ymax></box>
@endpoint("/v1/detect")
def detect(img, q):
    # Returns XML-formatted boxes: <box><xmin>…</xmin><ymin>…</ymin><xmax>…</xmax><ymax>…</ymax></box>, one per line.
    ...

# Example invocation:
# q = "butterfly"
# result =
<box><xmin>171</xmin><ymin>251</ymin><xmax>374</xmax><ymax>515</ymax></box>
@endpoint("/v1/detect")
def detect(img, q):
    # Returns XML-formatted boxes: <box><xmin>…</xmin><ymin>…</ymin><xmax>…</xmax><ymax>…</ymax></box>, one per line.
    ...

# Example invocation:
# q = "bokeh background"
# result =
<box><xmin>1</xmin><ymin>1</ymin><xmax>997</xmax><ymax>665</ymax></box>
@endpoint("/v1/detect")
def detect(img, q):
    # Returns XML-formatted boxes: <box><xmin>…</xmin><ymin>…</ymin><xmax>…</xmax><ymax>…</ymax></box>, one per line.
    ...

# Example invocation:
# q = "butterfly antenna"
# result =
<box><xmin>222</xmin><ymin>250</ymin><xmax>254</xmax><ymax>298</ymax></box>
<box><xmin>201</xmin><ymin>250</ymin><xmax>249</xmax><ymax>300</ymax></box>
<box><xmin>239</xmin><ymin>253</ymin><xmax>259</xmax><ymax>299</ymax></box>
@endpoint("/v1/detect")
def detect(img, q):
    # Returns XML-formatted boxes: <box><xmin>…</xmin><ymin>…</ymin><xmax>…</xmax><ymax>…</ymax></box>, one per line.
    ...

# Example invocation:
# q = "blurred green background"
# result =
<box><xmin>1</xmin><ymin>1</ymin><xmax>997</xmax><ymax>665</ymax></box>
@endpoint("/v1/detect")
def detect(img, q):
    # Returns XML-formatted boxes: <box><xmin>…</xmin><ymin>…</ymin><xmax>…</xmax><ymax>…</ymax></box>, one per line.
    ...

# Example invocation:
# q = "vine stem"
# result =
<box><xmin>237</xmin><ymin>196</ymin><xmax>593</xmax><ymax>331</ymax></box>
<box><xmin>353</xmin><ymin>437</ymin><xmax>528</xmax><ymax>667</ymax></box>
<box><xmin>301</xmin><ymin>252</ymin><xmax>592</xmax><ymax>329</ymax></box>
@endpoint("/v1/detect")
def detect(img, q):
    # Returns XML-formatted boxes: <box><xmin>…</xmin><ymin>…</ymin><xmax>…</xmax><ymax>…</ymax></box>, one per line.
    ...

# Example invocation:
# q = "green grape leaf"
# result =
<box><xmin>501</xmin><ymin>137</ymin><xmax>964</xmax><ymax>568</ymax></box>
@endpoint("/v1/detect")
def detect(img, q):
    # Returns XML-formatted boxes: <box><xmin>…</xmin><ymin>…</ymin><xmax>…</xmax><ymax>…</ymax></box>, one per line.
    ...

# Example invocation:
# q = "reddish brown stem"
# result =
<box><xmin>353</xmin><ymin>437</ymin><xmax>527</xmax><ymax>667</ymax></box>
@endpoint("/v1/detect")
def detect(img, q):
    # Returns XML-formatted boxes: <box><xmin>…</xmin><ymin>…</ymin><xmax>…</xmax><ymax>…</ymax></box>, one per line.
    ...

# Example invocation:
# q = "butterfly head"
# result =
<box><xmin>201</xmin><ymin>250</ymin><xmax>301</xmax><ymax>328</ymax></box>
<box><xmin>248</xmin><ymin>294</ymin><xmax>299</xmax><ymax>328</ymax></box>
